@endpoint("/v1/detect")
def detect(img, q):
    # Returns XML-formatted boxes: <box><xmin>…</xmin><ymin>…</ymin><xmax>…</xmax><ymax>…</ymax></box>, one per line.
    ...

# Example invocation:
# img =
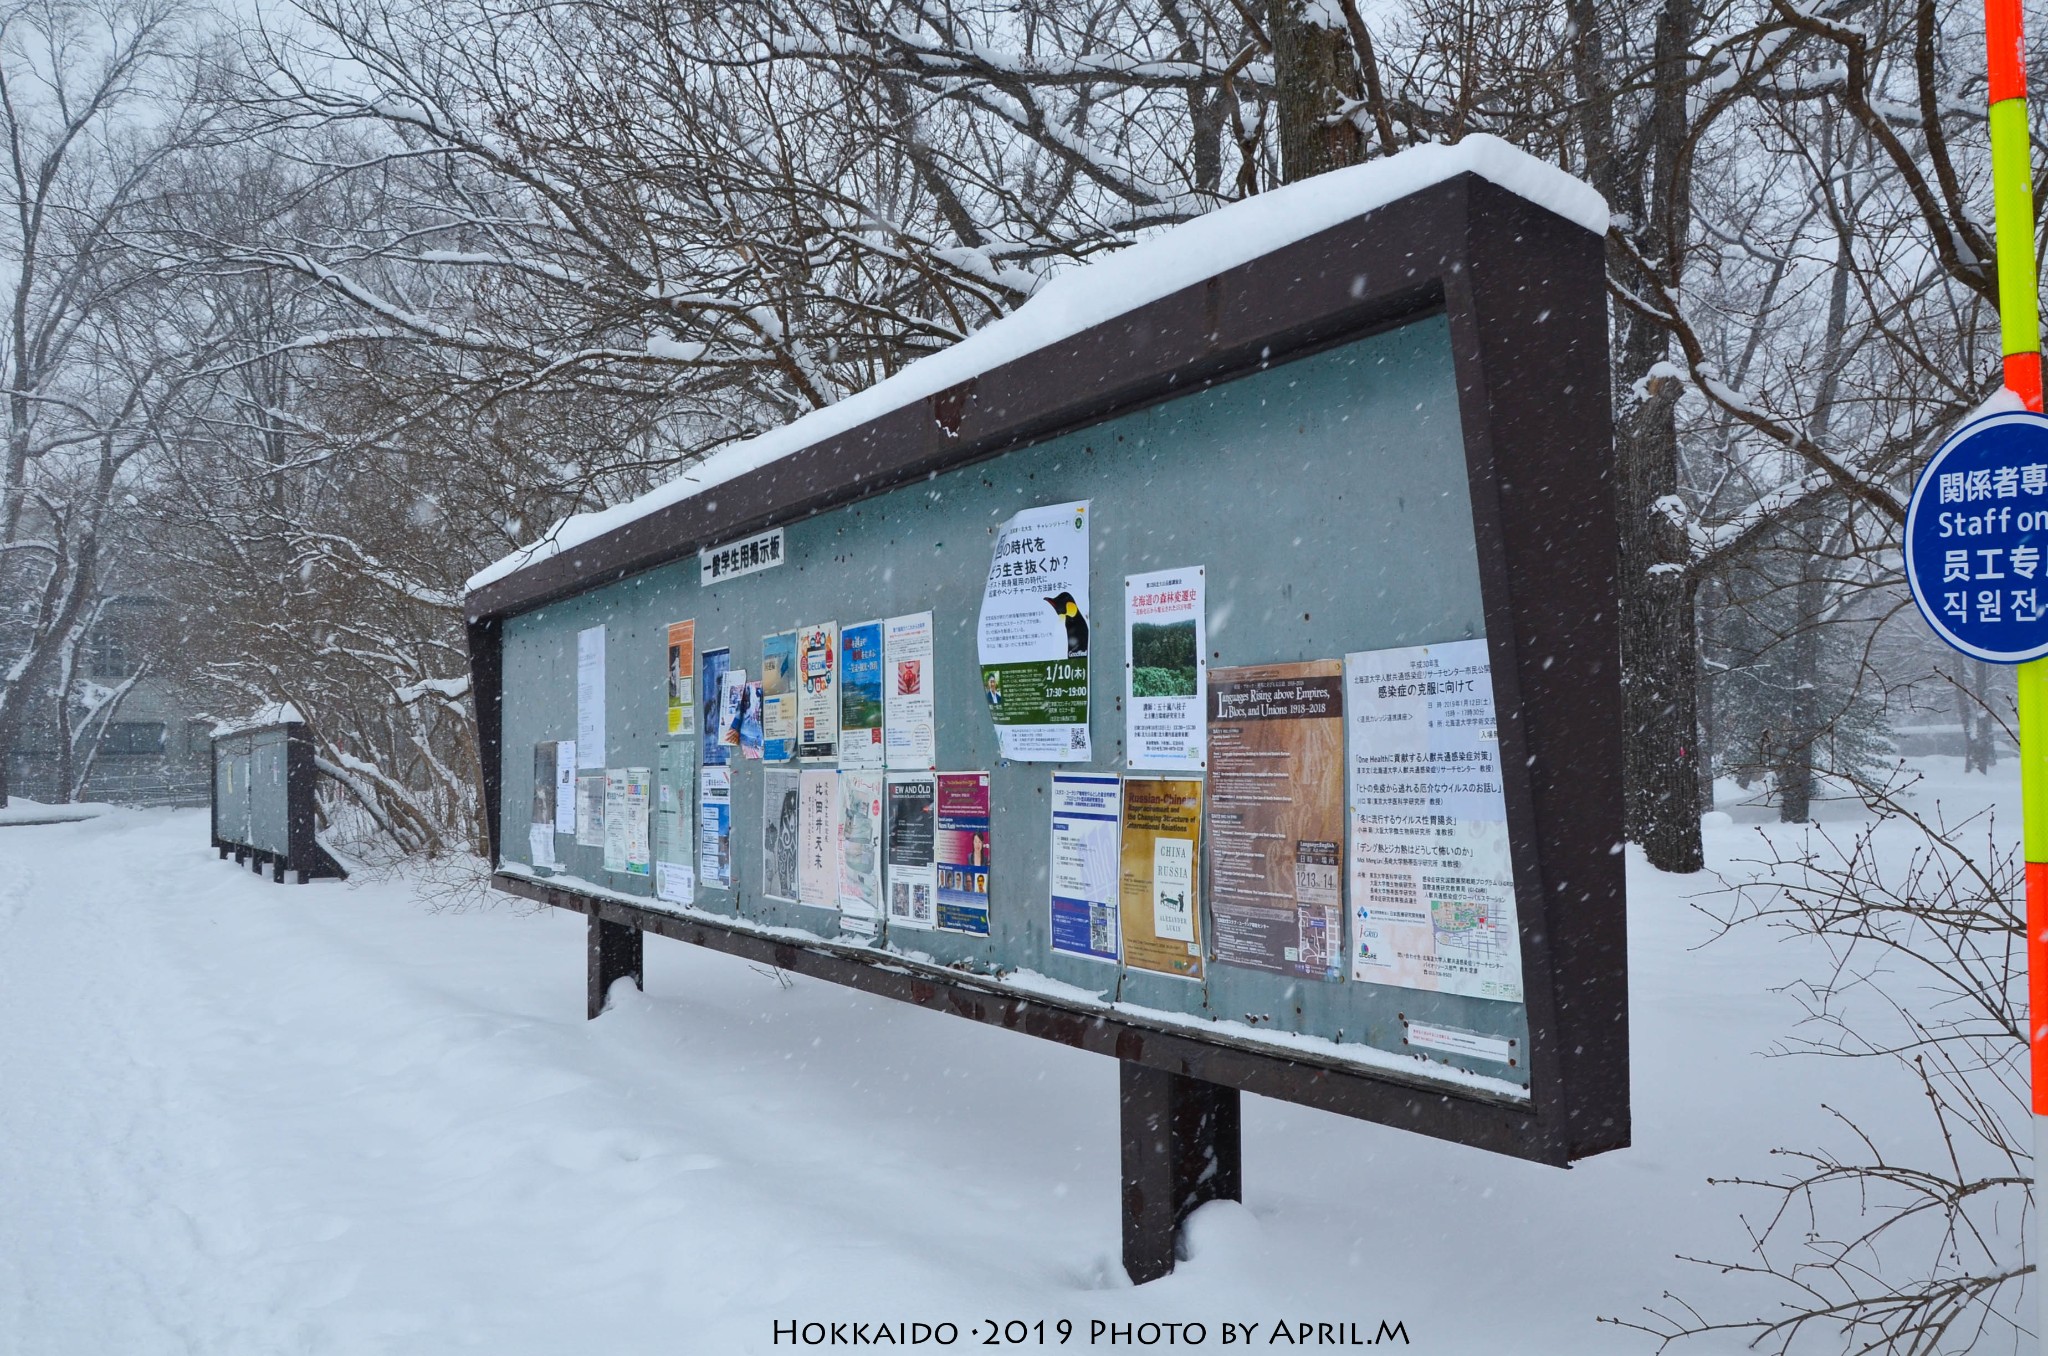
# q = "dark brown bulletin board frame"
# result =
<box><xmin>465</xmin><ymin>171</ymin><xmax>1625</xmax><ymax>1276</ymax></box>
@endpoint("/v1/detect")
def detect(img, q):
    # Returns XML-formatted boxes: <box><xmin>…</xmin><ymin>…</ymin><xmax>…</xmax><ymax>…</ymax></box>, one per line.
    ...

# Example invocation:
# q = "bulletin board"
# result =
<box><xmin>466</xmin><ymin>172</ymin><xmax>1626</xmax><ymax>1166</ymax></box>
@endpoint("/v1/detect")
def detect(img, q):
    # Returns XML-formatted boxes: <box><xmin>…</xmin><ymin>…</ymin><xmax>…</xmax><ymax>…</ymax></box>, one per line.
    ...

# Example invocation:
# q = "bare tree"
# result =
<box><xmin>1611</xmin><ymin>764</ymin><xmax>2030</xmax><ymax>1353</ymax></box>
<box><xmin>0</xmin><ymin>0</ymin><xmax>230</xmax><ymax>804</ymax></box>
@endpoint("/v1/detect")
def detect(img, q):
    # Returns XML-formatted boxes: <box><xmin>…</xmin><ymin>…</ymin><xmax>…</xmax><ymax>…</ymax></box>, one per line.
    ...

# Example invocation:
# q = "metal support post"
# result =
<box><xmin>1119</xmin><ymin>1061</ymin><xmax>1241</xmax><ymax>1284</ymax></box>
<box><xmin>586</xmin><ymin>911</ymin><xmax>643</xmax><ymax>1020</ymax></box>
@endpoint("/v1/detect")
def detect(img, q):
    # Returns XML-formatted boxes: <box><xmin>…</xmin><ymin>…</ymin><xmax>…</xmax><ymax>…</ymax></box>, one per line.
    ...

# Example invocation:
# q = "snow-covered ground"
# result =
<box><xmin>0</xmin><ymin>797</ymin><xmax>105</xmax><ymax>827</ymax></box>
<box><xmin>0</xmin><ymin>759</ymin><xmax>2018</xmax><ymax>1354</ymax></box>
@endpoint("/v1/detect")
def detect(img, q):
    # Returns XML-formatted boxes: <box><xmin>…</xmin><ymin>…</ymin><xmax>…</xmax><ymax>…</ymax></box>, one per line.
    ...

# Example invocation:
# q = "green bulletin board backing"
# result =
<box><xmin>496</xmin><ymin>311</ymin><xmax>1531</xmax><ymax>1093</ymax></box>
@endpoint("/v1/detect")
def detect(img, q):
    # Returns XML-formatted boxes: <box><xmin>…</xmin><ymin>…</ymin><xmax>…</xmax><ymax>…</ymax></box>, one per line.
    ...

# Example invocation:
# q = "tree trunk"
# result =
<box><xmin>1613</xmin><ymin>0</ymin><xmax>1704</xmax><ymax>873</ymax></box>
<box><xmin>1696</xmin><ymin>580</ymin><xmax>1718</xmax><ymax>810</ymax></box>
<box><xmin>1270</xmin><ymin>0</ymin><xmax>1361</xmax><ymax>184</ymax></box>
<box><xmin>1979</xmin><ymin>664</ymin><xmax>1999</xmax><ymax>770</ymax></box>
<box><xmin>1959</xmin><ymin>661</ymin><xmax>1997</xmax><ymax>773</ymax></box>
<box><xmin>1778</xmin><ymin>528</ymin><xmax>1825</xmax><ymax>823</ymax></box>
<box><xmin>1781</xmin><ymin>139</ymin><xmax>1853</xmax><ymax>825</ymax></box>
<box><xmin>1618</xmin><ymin>370</ymin><xmax>1704</xmax><ymax>871</ymax></box>
<box><xmin>53</xmin><ymin>687</ymin><xmax>74</xmax><ymax>806</ymax></box>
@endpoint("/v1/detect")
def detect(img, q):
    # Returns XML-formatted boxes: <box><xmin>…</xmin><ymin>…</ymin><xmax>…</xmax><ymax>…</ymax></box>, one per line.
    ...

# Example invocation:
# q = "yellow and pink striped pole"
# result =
<box><xmin>1987</xmin><ymin>0</ymin><xmax>2048</xmax><ymax>1334</ymax></box>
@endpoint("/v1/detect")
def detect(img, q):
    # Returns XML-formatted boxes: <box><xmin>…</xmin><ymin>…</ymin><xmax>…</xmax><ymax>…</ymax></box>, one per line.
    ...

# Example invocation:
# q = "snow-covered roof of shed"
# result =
<box><xmin>467</xmin><ymin>135</ymin><xmax>1606</xmax><ymax>595</ymax></box>
<box><xmin>211</xmin><ymin>702</ymin><xmax>305</xmax><ymax>737</ymax></box>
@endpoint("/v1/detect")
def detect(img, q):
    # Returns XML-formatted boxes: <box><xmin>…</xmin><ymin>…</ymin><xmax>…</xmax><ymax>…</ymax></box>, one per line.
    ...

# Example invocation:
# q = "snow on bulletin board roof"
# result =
<box><xmin>467</xmin><ymin>136</ymin><xmax>1606</xmax><ymax>596</ymax></box>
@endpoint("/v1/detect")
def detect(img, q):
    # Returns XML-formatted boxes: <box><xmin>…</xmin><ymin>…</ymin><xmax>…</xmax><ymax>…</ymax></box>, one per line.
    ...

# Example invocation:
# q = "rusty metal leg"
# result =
<box><xmin>586</xmin><ymin>911</ymin><xmax>643</xmax><ymax>1020</ymax></box>
<box><xmin>1119</xmin><ymin>1061</ymin><xmax>1242</xmax><ymax>1284</ymax></box>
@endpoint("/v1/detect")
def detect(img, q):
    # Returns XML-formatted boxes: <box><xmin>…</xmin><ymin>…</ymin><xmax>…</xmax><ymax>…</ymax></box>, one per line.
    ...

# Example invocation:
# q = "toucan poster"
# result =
<box><xmin>976</xmin><ymin>500</ymin><xmax>1092</xmax><ymax>762</ymax></box>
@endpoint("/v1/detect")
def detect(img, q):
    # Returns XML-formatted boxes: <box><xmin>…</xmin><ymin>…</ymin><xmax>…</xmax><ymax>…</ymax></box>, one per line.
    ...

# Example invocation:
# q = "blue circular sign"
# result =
<box><xmin>1906</xmin><ymin>409</ymin><xmax>2048</xmax><ymax>663</ymax></box>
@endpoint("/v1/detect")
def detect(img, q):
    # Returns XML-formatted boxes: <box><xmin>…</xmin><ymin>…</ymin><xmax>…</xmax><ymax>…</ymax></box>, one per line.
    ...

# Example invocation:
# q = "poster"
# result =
<box><xmin>603</xmin><ymin>770</ymin><xmax>629</xmax><ymax>872</ymax></box>
<box><xmin>654</xmin><ymin>741</ymin><xmax>694</xmax><ymax>904</ymax></box>
<box><xmin>665</xmin><ymin>620</ymin><xmax>696</xmax><ymax>736</ymax></box>
<box><xmin>740</xmin><ymin>682</ymin><xmax>764</xmax><ymax>759</ymax></box>
<box><xmin>762</xmin><ymin>767</ymin><xmax>802</xmax><ymax>900</ymax></box>
<box><xmin>1345</xmin><ymin>638</ymin><xmax>1524</xmax><ymax>1002</ymax></box>
<box><xmin>976</xmin><ymin>500</ymin><xmax>1091</xmax><ymax>762</ymax></box>
<box><xmin>554</xmin><ymin>741</ymin><xmax>577</xmax><ymax>834</ymax></box>
<box><xmin>1124</xmin><ymin>568</ymin><xmax>1207</xmax><ymax>771</ymax></box>
<box><xmin>797</xmin><ymin>622</ymin><xmax>839</xmax><ymax>761</ymax></box>
<box><xmin>798</xmin><ymin>769</ymin><xmax>839</xmax><ymax>908</ymax></box>
<box><xmin>837</xmin><ymin>771</ymin><xmax>884</xmax><ymax>934</ymax></box>
<box><xmin>884</xmin><ymin>774</ymin><xmax>937</xmax><ymax>930</ymax></box>
<box><xmin>575</xmin><ymin>774</ymin><xmax>605</xmax><ymax>847</ymax></box>
<box><xmin>839</xmin><ymin>621</ymin><xmax>886</xmax><ymax>769</ymax></box>
<box><xmin>700</xmin><ymin>647</ymin><xmax>731</xmax><ymax>766</ymax></box>
<box><xmin>1119</xmin><ymin>777</ymin><xmax>1204</xmax><ymax>979</ymax></box>
<box><xmin>623</xmin><ymin>767</ymin><xmax>651</xmax><ymax>876</ymax></box>
<box><xmin>527</xmin><ymin>823</ymin><xmax>555</xmax><ymax>869</ymax></box>
<box><xmin>718</xmin><ymin>668</ymin><xmax>750</xmax><ymax>755</ymax></box>
<box><xmin>531</xmin><ymin>742</ymin><xmax>558</xmax><ymax>829</ymax></box>
<box><xmin>1049</xmin><ymin>773</ymin><xmax>1122</xmax><ymax>963</ymax></box>
<box><xmin>884</xmin><ymin>612</ymin><xmax>936</xmax><ymax>769</ymax></box>
<box><xmin>935</xmin><ymin>772</ymin><xmax>992</xmax><ymax>935</ymax></box>
<box><xmin>1206</xmin><ymin>661</ymin><xmax>1346</xmax><ymax>981</ymax></box>
<box><xmin>698</xmin><ymin>766</ymin><xmax>731</xmax><ymax>888</ymax></box>
<box><xmin>576</xmin><ymin>625</ymin><xmax>606</xmax><ymax>766</ymax></box>
<box><xmin>762</xmin><ymin>631</ymin><xmax>798</xmax><ymax>762</ymax></box>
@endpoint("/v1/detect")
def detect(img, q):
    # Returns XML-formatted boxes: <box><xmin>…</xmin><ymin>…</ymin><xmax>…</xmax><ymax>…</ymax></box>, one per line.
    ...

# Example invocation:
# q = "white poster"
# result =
<box><xmin>883</xmin><ymin>612</ymin><xmax>936</xmax><ymax>769</ymax></box>
<box><xmin>977</xmin><ymin>500</ymin><xmax>1091</xmax><ymax>762</ymax></box>
<box><xmin>527</xmin><ymin>823</ymin><xmax>556</xmax><ymax>868</ymax></box>
<box><xmin>575</xmin><ymin>775</ymin><xmax>604</xmax><ymax>848</ymax></box>
<box><xmin>1049</xmin><ymin>772</ymin><xmax>1121</xmax><ymax>963</ymax></box>
<box><xmin>602</xmin><ymin>770</ymin><xmax>629</xmax><ymax>872</ymax></box>
<box><xmin>698</xmin><ymin>766</ymin><xmax>731</xmax><ymax>888</ymax></box>
<box><xmin>554</xmin><ymin>740</ymin><xmax>577</xmax><ymax>834</ymax></box>
<box><xmin>1152</xmin><ymin>836</ymin><xmax>1196</xmax><ymax>942</ymax></box>
<box><xmin>576</xmin><ymin>626</ymin><xmax>606</xmax><ymax>767</ymax></box>
<box><xmin>798</xmin><ymin>769</ymin><xmax>839</xmax><ymax>908</ymax></box>
<box><xmin>623</xmin><ymin>767</ymin><xmax>651</xmax><ymax>876</ymax></box>
<box><xmin>1345</xmin><ymin>638</ymin><xmax>1524</xmax><ymax>1002</ymax></box>
<box><xmin>837</xmin><ymin>771</ymin><xmax>885</xmax><ymax>935</ymax></box>
<box><xmin>884</xmin><ymin>774</ymin><xmax>937</xmax><ymax>930</ymax></box>
<box><xmin>654</xmin><ymin>741</ymin><xmax>694</xmax><ymax>904</ymax></box>
<box><xmin>1124</xmin><ymin>568</ymin><xmax>1207</xmax><ymax>771</ymax></box>
<box><xmin>762</xmin><ymin>767</ymin><xmax>802</xmax><ymax>900</ymax></box>
<box><xmin>654</xmin><ymin>860</ymin><xmax>693</xmax><ymax>903</ymax></box>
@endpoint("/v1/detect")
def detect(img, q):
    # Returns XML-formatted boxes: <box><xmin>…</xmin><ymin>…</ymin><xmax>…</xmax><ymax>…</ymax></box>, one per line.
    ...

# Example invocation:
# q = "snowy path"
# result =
<box><xmin>0</xmin><ymin>778</ymin><xmax>2007</xmax><ymax>1354</ymax></box>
